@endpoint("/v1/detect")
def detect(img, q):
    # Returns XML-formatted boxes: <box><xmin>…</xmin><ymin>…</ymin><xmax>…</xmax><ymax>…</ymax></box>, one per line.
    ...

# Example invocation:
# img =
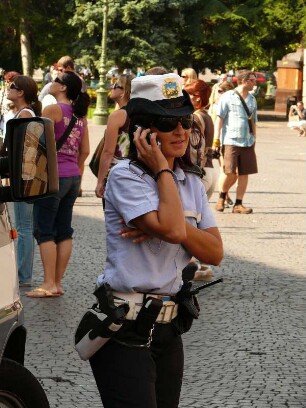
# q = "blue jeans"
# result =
<box><xmin>13</xmin><ymin>201</ymin><xmax>34</xmax><ymax>283</ymax></box>
<box><xmin>33</xmin><ymin>176</ymin><xmax>81</xmax><ymax>244</ymax></box>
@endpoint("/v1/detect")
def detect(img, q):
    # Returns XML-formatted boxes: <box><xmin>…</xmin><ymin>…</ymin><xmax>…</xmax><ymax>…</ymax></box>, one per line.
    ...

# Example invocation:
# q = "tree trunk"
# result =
<box><xmin>20</xmin><ymin>17</ymin><xmax>32</xmax><ymax>76</ymax></box>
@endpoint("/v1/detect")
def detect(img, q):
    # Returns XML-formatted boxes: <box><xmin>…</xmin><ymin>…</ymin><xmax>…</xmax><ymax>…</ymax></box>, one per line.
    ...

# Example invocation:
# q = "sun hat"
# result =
<box><xmin>126</xmin><ymin>73</ymin><xmax>194</xmax><ymax>118</ymax></box>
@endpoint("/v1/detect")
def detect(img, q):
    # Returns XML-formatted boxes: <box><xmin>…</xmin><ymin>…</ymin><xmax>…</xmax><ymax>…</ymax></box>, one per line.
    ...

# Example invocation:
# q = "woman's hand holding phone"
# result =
<box><xmin>134</xmin><ymin>125</ymin><xmax>160</xmax><ymax>145</ymax></box>
<box><xmin>133</xmin><ymin>125</ymin><xmax>168</xmax><ymax>174</ymax></box>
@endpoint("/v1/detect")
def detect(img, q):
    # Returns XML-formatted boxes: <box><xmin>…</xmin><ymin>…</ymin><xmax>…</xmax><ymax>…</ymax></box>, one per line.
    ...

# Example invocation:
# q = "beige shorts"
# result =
<box><xmin>222</xmin><ymin>144</ymin><xmax>258</xmax><ymax>176</ymax></box>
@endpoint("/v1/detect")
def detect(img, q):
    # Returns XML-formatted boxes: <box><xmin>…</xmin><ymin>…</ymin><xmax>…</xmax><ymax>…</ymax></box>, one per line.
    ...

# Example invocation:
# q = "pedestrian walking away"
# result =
<box><xmin>213</xmin><ymin>69</ymin><xmax>258</xmax><ymax>214</ymax></box>
<box><xmin>87</xmin><ymin>73</ymin><xmax>223</xmax><ymax>408</ymax></box>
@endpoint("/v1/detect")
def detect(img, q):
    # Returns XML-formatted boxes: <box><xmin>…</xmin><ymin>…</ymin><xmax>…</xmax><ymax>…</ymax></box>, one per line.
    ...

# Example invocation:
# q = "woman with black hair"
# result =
<box><xmin>89</xmin><ymin>74</ymin><xmax>223</xmax><ymax>407</ymax></box>
<box><xmin>27</xmin><ymin>71</ymin><xmax>90</xmax><ymax>298</ymax></box>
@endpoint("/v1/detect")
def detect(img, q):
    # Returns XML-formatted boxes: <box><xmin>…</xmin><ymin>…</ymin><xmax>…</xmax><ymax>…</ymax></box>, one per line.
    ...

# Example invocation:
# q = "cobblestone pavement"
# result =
<box><xmin>19</xmin><ymin>118</ymin><xmax>306</xmax><ymax>408</ymax></box>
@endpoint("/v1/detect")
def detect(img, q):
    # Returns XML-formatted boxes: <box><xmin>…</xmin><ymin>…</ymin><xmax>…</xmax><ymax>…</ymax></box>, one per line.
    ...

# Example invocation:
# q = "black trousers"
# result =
<box><xmin>89</xmin><ymin>322</ymin><xmax>184</xmax><ymax>408</ymax></box>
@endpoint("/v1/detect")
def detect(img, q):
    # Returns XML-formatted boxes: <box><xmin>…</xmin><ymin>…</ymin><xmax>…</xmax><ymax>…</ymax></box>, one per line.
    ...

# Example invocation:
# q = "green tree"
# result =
<box><xmin>194</xmin><ymin>0</ymin><xmax>306</xmax><ymax>72</ymax></box>
<box><xmin>1</xmin><ymin>0</ymin><xmax>305</xmax><ymax>76</ymax></box>
<box><xmin>0</xmin><ymin>0</ymin><xmax>77</xmax><ymax>74</ymax></box>
<box><xmin>71</xmin><ymin>0</ymin><xmax>192</xmax><ymax>72</ymax></box>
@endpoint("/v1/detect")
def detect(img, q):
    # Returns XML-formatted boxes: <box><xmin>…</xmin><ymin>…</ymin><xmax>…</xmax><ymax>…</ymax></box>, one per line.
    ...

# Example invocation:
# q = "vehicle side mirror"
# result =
<box><xmin>0</xmin><ymin>117</ymin><xmax>58</xmax><ymax>202</ymax></box>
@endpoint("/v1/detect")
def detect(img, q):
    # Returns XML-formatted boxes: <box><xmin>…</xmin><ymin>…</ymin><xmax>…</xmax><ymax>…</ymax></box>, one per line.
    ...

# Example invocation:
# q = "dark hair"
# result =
<box><xmin>184</xmin><ymin>79</ymin><xmax>211</xmax><ymax>109</ymax></box>
<box><xmin>127</xmin><ymin>115</ymin><xmax>194</xmax><ymax>170</ymax></box>
<box><xmin>13</xmin><ymin>75</ymin><xmax>42</xmax><ymax>116</ymax></box>
<box><xmin>61</xmin><ymin>71</ymin><xmax>90</xmax><ymax>117</ymax></box>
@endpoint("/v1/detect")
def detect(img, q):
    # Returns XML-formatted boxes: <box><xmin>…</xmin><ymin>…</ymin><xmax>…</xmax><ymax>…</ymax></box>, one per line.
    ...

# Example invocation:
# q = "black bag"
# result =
<box><xmin>234</xmin><ymin>90</ymin><xmax>256</xmax><ymax>134</ymax></box>
<box><xmin>89</xmin><ymin>131</ymin><xmax>105</xmax><ymax>177</ymax></box>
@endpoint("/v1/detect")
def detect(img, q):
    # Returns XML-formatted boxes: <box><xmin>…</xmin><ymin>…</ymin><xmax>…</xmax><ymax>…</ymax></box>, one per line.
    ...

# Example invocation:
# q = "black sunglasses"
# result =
<box><xmin>9</xmin><ymin>82</ymin><xmax>21</xmax><ymax>91</ymax></box>
<box><xmin>54</xmin><ymin>77</ymin><xmax>65</xmax><ymax>85</ymax></box>
<box><xmin>152</xmin><ymin>115</ymin><xmax>193</xmax><ymax>132</ymax></box>
<box><xmin>112</xmin><ymin>83</ymin><xmax>124</xmax><ymax>90</ymax></box>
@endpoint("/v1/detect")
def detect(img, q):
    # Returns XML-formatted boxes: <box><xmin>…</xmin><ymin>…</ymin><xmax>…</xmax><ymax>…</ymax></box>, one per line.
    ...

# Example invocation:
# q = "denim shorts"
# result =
<box><xmin>33</xmin><ymin>176</ymin><xmax>81</xmax><ymax>244</ymax></box>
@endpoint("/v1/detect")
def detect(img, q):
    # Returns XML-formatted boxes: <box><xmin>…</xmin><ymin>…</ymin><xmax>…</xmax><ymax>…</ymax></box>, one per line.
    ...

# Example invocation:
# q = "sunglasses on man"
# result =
<box><xmin>152</xmin><ymin>115</ymin><xmax>193</xmax><ymax>132</ymax></box>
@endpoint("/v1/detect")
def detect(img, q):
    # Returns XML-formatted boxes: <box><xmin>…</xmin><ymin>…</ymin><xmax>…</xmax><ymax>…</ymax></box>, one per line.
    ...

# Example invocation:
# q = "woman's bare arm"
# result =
<box><xmin>78</xmin><ymin>118</ymin><xmax>90</xmax><ymax>170</ymax></box>
<box><xmin>95</xmin><ymin>109</ymin><xmax>127</xmax><ymax>197</ymax></box>
<box><xmin>181</xmin><ymin>224</ymin><xmax>223</xmax><ymax>265</ymax></box>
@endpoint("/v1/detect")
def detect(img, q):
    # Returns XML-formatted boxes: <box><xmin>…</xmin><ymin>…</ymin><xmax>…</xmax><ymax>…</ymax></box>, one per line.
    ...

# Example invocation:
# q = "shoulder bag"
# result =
<box><xmin>56</xmin><ymin>114</ymin><xmax>77</xmax><ymax>151</ymax></box>
<box><xmin>234</xmin><ymin>90</ymin><xmax>256</xmax><ymax>134</ymax></box>
<box><xmin>89</xmin><ymin>107</ymin><xmax>130</xmax><ymax>178</ymax></box>
<box><xmin>89</xmin><ymin>130</ymin><xmax>105</xmax><ymax>178</ymax></box>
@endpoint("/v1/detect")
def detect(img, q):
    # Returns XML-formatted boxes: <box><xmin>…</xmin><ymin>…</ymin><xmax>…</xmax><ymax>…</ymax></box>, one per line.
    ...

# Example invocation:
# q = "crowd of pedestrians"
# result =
<box><xmin>0</xmin><ymin>62</ymin><xmax>262</xmax><ymax>407</ymax></box>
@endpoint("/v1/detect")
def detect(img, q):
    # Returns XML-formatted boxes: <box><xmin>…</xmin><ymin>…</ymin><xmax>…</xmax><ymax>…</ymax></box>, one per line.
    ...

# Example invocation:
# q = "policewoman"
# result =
<box><xmin>89</xmin><ymin>73</ymin><xmax>223</xmax><ymax>408</ymax></box>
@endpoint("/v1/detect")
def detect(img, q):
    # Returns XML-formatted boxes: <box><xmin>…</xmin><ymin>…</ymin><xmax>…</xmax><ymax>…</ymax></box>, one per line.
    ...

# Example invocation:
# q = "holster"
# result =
<box><xmin>135</xmin><ymin>297</ymin><xmax>163</xmax><ymax>337</ymax></box>
<box><xmin>172</xmin><ymin>279</ymin><xmax>201</xmax><ymax>335</ymax></box>
<box><xmin>113</xmin><ymin>296</ymin><xmax>163</xmax><ymax>348</ymax></box>
<box><xmin>74</xmin><ymin>284</ymin><xmax>129</xmax><ymax>360</ymax></box>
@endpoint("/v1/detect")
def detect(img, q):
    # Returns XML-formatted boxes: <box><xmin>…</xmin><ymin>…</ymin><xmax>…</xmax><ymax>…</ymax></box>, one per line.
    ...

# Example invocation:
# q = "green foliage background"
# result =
<box><xmin>0</xmin><ymin>0</ymin><xmax>305</xmax><ymax>74</ymax></box>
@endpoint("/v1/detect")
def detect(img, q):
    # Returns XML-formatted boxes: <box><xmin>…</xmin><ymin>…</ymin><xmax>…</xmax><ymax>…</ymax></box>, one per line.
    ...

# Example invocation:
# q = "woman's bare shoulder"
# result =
<box><xmin>42</xmin><ymin>104</ymin><xmax>62</xmax><ymax>121</ymax></box>
<box><xmin>108</xmin><ymin>108</ymin><xmax>127</xmax><ymax>123</ymax></box>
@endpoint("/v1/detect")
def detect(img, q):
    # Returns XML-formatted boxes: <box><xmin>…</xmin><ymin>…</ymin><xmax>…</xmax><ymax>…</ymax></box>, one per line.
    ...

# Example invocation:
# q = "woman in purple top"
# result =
<box><xmin>27</xmin><ymin>71</ymin><xmax>90</xmax><ymax>298</ymax></box>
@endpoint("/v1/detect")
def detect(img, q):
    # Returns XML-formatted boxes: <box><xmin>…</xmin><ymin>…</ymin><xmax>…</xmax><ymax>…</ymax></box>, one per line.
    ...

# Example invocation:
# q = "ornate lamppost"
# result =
<box><xmin>93</xmin><ymin>0</ymin><xmax>109</xmax><ymax>125</ymax></box>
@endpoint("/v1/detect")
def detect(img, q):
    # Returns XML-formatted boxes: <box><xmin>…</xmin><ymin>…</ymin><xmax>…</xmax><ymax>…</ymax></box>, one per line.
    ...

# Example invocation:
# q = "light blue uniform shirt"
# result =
<box><xmin>96</xmin><ymin>160</ymin><xmax>217</xmax><ymax>295</ymax></box>
<box><xmin>217</xmin><ymin>90</ymin><xmax>257</xmax><ymax>147</ymax></box>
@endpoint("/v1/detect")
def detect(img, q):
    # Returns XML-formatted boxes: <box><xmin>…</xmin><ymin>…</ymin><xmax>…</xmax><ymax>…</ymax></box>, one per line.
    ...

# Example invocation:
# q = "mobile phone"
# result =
<box><xmin>134</xmin><ymin>125</ymin><xmax>153</xmax><ymax>145</ymax></box>
<box><xmin>147</xmin><ymin>133</ymin><xmax>161</xmax><ymax>146</ymax></box>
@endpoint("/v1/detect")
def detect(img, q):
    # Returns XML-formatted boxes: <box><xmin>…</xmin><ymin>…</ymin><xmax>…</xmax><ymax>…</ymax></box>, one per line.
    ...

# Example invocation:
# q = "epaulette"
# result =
<box><xmin>129</xmin><ymin>160</ymin><xmax>154</xmax><ymax>178</ymax></box>
<box><xmin>184</xmin><ymin>164</ymin><xmax>205</xmax><ymax>178</ymax></box>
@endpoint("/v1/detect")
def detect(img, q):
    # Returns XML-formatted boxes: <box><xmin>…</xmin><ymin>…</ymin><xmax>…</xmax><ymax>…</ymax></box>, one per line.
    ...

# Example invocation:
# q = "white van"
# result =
<box><xmin>0</xmin><ymin>117</ymin><xmax>58</xmax><ymax>407</ymax></box>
